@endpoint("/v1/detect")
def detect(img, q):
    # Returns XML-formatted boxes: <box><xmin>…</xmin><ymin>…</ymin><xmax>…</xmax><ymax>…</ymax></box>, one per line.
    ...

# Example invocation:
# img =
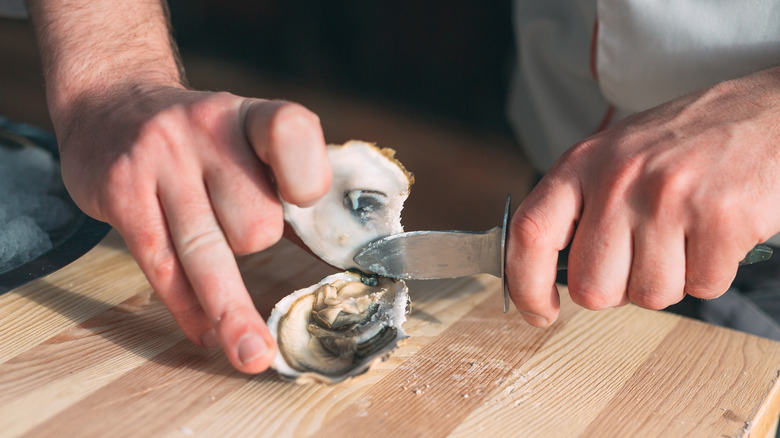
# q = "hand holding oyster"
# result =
<box><xmin>267</xmin><ymin>141</ymin><xmax>414</xmax><ymax>383</ymax></box>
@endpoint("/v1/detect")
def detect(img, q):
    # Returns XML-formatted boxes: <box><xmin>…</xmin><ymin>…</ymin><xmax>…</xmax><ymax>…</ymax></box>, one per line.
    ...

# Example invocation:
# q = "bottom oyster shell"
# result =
<box><xmin>267</xmin><ymin>272</ymin><xmax>409</xmax><ymax>384</ymax></box>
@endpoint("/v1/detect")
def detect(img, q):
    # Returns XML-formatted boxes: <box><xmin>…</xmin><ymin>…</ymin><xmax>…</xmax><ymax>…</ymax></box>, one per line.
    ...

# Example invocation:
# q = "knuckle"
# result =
<box><xmin>568</xmin><ymin>281</ymin><xmax>617</xmax><ymax>310</ymax></box>
<box><xmin>121</xmin><ymin>227</ymin><xmax>181</xmax><ymax>289</ymax></box>
<box><xmin>213</xmin><ymin>306</ymin><xmax>256</xmax><ymax>341</ymax></box>
<box><xmin>627</xmin><ymin>285</ymin><xmax>674</xmax><ymax>310</ymax></box>
<box><xmin>684</xmin><ymin>278</ymin><xmax>731</xmax><ymax>300</ymax></box>
<box><xmin>186</xmin><ymin>91</ymin><xmax>236</xmax><ymax>131</ymax></box>
<box><xmin>178</xmin><ymin>228</ymin><xmax>225</xmax><ymax>260</ymax></box>
<box><xmin>684</xmin><ymin>270</ymin><xmax>733</xmax><ymax>300</ymax></box>
<box><xmin>684</xmin><ymin>285</ymin><xmax>726</xmax><ymax>300</ymax></box>
<box><xmin>229</xmin><ymin>211</ymin><xmax>284</xmax><ymax>255</ymax></box>
<box><xmin>509</xmin><ymin>212</ymin><xmax>550</xmax><ymax>249</ymax></box>
<box><xmin>130</xmin><ymin>110</ymin><xmax>192</xmax><ymax>163</ymax></box>
<box><xmin>130</xmin><ymin>230</ymin><xmax>178</xmax><ymax>284</ymax></box>
<box><xmin>645</xmin><ymin>166</ymin><xmax>691</xmax><ymax>212</ymax></box>
<box><xmin>168</xmin><ymin>298</ymin><xmax>205</xmax><ymax>328</ymax></box>
<box><xmin>600</xmin><ymin>156</ymin><xmax>645</xmax><ymax>203</ymax></box>
<box><xmin>564</xmin><ymin>137</ymin><xmax>598</xmax><ymax>164</ymax></box>
<box><xmin>705</xmin><ymin>80</ymin><xmax>741</xmax><ymax>100</ymax></box>
<box><xmin>138</xmin><ymin>106</ymin><xmax>186</xmax><ymax>143</ymax></box>
<box><xmin>689</xmin><ymin>195</ymin><xmax>748</xmax><ymax>239</ymax></box>
<box><xmin>93</xmin><ymin>157</ymin><xmax>135</xmax><ymax>220</ymax></box>
<box><xmin>274</xmin><ymin>102</ymin><xmax>320</xmax><ymax>125</ymax></box>
<box><xmin>685</xmin><ymin>247</ymin><xmax>739</xmax><ymax>300</ymax></box>
<box><xmin>148</xmin><ymin>248</ymin><xmax>179</xmax><ymax>285</ymax></box>
<box><xmin>103</xmin><ymin>154</ymin><xmax>132</xmax><ymax>188</ymax></box>
<box><xmin>700</xmin><ymin>196</ymin><xmax>737</xmax><ymax>226</ymax></box>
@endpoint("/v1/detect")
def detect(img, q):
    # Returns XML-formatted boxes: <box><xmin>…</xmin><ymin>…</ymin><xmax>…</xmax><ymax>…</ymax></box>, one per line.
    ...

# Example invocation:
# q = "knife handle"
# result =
<box><xmin>554</xmin><ymin>243</ymin><xmax>772</xmax><ymax>270</ymax></box>
<box><xmin>740</xmin><ymin>244</ymin><xmax>774</xmax><ymax>265</ymax></box>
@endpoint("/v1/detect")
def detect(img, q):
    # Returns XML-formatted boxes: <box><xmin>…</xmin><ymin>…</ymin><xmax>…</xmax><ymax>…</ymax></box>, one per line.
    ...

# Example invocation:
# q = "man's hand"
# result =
<box><xmin>28</xmin><ymin>0</ymin><xmax>331</xmax><ymax>373</ymax></box>
<box><xmin>65</xmin><ymin>87</ymin><xmax>330</xmax><ymax>373</ymax></box>
<box><xmin>506</xmin><ymin>67</ymin><xmax>780</xmax><ymax>327</ymax></box>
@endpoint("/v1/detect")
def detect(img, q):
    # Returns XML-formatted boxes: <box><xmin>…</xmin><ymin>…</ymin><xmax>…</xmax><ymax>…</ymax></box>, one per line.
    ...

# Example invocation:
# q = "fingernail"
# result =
<box><xmin>521</xmin><ymin>311</ymin><xmax>549</xmax><ymax>327</ymax></box>
<box><xmin>238</xmin><ymin>333</ymin><xmax>268</xmax><ymax>365</ymax></box>
<box><xmin>201</xmin><ymin>329</ymin><xmax>220</xmax><ymax>349</ymax></box>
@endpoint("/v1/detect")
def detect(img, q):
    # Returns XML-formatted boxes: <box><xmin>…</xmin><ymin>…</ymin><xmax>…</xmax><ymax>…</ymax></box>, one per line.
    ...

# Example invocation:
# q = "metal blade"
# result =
<box><xmin>353</xmin><ymin>227</ymin><xmax>503</xmax><ymax>280</ymax></box>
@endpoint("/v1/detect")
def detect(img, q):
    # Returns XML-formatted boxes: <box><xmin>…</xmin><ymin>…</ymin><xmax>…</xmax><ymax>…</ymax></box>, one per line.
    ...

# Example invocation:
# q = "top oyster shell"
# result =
<box><xmin>282</xmin><ymin>140</ymin><xmax>413</xmax><ymax>271</ymax></box>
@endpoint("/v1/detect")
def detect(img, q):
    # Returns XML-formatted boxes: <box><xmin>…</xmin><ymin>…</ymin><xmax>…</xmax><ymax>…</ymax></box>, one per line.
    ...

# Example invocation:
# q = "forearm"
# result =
<box><xmin>26</xmin><ymin>0</ymin><xmax>186</xmax><ymax>126</ymax></box>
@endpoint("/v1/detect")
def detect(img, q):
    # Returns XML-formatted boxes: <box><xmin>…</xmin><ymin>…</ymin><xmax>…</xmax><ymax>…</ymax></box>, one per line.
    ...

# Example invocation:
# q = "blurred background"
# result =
<box><xmin>0</xmin><ymin>1</ymin><xmax>533</xmax><ymax>232</ymax></box>
<box><xmin>168</xmin><ymin>0</ymin><xmax>516</xmax><ymax>134</ymax></box>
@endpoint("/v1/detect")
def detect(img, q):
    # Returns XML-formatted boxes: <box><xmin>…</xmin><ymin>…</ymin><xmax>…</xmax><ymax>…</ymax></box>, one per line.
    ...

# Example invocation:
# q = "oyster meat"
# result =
<box><xmin>269</xmin><ymin>140</ymin><xmax>413</xmax><ymax>383</ymax></box>
<box><xmin>266</xmin><ymin>272</ymin><xmax>409</xmax><ymax>383</ymax></box>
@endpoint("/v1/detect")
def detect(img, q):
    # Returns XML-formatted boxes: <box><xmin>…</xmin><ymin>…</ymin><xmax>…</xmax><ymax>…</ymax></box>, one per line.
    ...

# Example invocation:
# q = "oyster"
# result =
<box><xmin>269</xmin><ymin>140</ymin><xmax>414</xmax><ymax>383</ymax></box>
<box><xmin>266</xmin><ymin>272</ymin><xmax>409</xmax><ymax>383</ymax></box>
<box><xmin>282</xmin><ymin>140</ymin><xmax>413</xmax><ymax>270</ymax></box>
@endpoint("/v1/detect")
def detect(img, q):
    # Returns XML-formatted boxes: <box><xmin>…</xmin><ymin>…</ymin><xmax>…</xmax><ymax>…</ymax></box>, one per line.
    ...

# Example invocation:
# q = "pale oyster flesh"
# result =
<box><xmin>267</xmin><ymin>272</ymin><xmax>409</xmax><ymax>383</ymax></box>
<box><xmin>282</xmin><ymin>140</ymin><xmax>413</xmax><ymax>271</ymax></box>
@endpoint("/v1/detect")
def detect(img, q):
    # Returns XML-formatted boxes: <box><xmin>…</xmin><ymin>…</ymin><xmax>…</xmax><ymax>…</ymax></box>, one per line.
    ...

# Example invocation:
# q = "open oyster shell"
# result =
<box><xmin>282</xmin><ymin>140</ymin><xmax>413</xmax><ymax>271</ymax></box>
<box><xmin>267</xmin><ymin>272</ymin><xmax>409</xmax><ymax>384</ymax></box>
<box><xmin>269</xmin><ymin>140</ymin><xmax>414</xmax><ymax>384</ymax></box>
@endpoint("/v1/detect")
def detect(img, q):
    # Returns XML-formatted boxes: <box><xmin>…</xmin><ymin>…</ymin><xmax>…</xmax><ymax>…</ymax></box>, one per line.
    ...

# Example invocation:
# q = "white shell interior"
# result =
<box><xmin>283</xmin><ymin>141</ymin><xmax>411</xmax><ymax>270</ymax></box>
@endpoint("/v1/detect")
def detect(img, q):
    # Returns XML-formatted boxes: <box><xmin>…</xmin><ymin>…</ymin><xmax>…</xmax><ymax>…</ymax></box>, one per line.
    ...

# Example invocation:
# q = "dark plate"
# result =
<box><xmin>0</xmin><ymin>117</ymin><xmax>111</xmax><ymax>295</ymax></box>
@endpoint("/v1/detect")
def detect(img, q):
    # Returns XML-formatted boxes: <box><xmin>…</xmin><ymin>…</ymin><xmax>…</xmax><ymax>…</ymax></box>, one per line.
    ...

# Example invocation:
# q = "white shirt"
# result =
<box><xmin>508</xmin><ymin>0</ymin><xmax>780</xmax><ymax>245</ymax></box>
<box><xmin>510</xmin><ymin>0</ymin><xmax>780</xmax><ymax>170</ymax></box>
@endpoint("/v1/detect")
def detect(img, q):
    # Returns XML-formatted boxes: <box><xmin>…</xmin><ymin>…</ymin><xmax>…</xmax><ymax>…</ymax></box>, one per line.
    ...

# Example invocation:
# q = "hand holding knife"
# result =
<box><xmin>353</xmin><ymin>195</ymin><xmax>774</xmax><ymax>313</ymax></box>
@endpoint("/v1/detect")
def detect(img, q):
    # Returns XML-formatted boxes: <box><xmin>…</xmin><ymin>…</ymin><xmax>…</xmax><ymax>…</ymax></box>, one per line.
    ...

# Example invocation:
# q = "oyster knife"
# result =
<box><xmin>353</xmin><ymin>195</ymin><xmax>516</xmax><ymax>311</ymax></box>
<box><xmin>352</xmin><ymin>195</ymin><xmax>773</xmax><ymax>312</ymax></box>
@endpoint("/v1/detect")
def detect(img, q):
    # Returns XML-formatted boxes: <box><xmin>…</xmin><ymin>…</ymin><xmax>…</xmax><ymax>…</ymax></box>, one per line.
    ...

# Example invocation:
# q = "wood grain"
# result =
<box><xmin>0</xmin><ymin>232</ymin><xmax>146</xmax><ymax>364</ymax></box>
<box><xmin>2</xmin><ymin>232</ymin><xmax>780</xmax><ymax>437</ymax></box>
<box><xmin>580</xmin><ymin>319</ymin><xmax>780</xmax><ymax>437</ymax></box>
<box><xmin>449</xmin><ymin>305</ymin><xmax>678</xmax><ymax>438</ymax></box>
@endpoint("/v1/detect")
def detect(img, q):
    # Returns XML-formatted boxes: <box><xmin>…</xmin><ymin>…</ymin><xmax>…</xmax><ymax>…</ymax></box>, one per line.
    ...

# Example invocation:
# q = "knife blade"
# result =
<box><xmin>352</xmin><ymin>227</ymin><xmax>506</xmax><ymax>280</ymax></box>
<box><xmin>354</xmin><ymin>194</ymin><xmax>514</xmax><ymax>312</ymax></box>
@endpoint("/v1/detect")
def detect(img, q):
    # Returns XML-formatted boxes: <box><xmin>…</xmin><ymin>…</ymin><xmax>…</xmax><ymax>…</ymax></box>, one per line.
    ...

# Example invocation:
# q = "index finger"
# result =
<box><xmin>159</xmin><ymin>176</ymin><xmax>277</xmax><ymax>374</ymax></box>
<box><xmin>506</xmin><ymin>173</ymin><xmax>581</xmax><ymax>326</ymax></box>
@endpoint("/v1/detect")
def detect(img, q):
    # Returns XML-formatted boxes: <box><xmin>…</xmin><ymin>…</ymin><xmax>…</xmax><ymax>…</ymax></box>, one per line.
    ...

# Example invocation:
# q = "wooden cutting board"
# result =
<box><xmin>1</xmin><ymin>230</ymin><xmax>779</xmax><ymax>437</ymax></box>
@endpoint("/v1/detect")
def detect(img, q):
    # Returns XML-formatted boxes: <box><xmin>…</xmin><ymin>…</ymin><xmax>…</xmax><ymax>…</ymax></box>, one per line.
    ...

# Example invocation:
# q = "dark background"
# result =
<box><xmin>168</xmin><ymin>0</ymin><xmax>516</xmax><ymax>135</ymax></box>
<box><xmin>0</xmin><ymin>1</ymin><xmax>531</xmax><ymax>232</ymax></box>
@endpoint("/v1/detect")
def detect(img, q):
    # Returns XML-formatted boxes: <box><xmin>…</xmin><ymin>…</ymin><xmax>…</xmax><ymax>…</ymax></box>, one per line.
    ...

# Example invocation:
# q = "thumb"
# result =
<box><xmin>242</xmin><ymin>99</ymin><xmax>332</xmax><ymax>206</ymax></box>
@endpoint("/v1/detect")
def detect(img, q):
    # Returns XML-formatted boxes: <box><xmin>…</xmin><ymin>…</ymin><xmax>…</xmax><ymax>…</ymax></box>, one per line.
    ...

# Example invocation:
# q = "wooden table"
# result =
<box><xmin>2</xmin><ymin>230</ymin><xmax>780</xmax><ymax>438</ymax></box>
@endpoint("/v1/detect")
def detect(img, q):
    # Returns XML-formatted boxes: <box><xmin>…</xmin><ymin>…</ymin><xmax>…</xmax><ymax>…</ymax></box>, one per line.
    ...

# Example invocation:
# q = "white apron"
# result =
<box><xmin>508</xmin><ymin>0</ymin><xmax>780</xmax><ymax>245</ymax></box>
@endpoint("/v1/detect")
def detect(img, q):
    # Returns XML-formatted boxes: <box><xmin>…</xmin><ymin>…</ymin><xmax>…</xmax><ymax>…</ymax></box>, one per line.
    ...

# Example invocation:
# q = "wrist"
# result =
<box><xmin>27</xmin><ymin>0</ymin><xmax>186</xmax><ymax>126</ymax></box>
<box><xmin>46</xmin><ymin>68</ymin><xmax>184</xmax><ymax>130</ymax></box>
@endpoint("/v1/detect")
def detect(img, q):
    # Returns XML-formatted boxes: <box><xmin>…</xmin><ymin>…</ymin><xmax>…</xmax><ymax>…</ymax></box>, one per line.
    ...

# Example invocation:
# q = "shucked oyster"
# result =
<box><xmin>267</xmin><ymin>272</ymin><xmax>409</xmax><ymax>383</ymax></box>
<box><xmin>269</xmin><ymin>141</ymin><xmax>414</xmax><ymax>383</ymax></box>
